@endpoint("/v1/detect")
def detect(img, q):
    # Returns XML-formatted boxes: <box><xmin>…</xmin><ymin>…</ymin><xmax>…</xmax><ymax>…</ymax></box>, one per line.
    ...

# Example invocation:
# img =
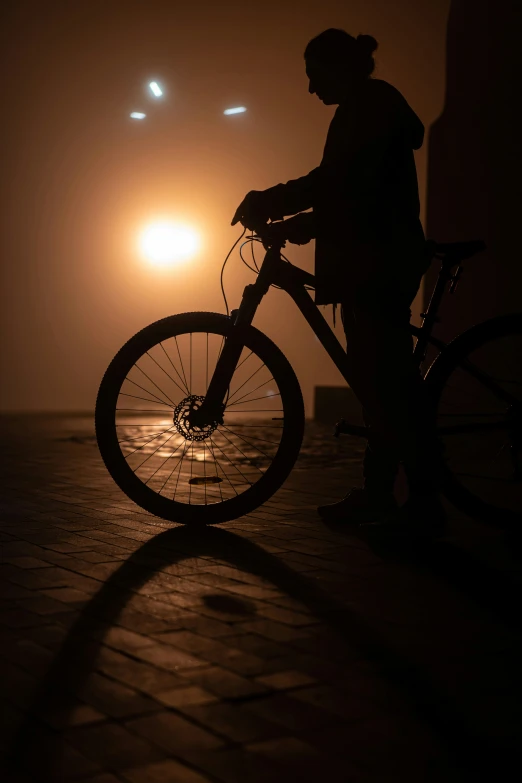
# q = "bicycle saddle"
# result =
<box><xmin>429</xmin><ymin>239</ymin><xmax>486</xmax><ymax>263</ymax></box>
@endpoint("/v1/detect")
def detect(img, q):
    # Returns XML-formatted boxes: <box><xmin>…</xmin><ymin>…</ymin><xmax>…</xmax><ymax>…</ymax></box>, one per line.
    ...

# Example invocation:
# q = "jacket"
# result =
<box><xmin>263</xmin><ymin>79</ymin><xmax>429</xmax><ymax>305</ymax></box>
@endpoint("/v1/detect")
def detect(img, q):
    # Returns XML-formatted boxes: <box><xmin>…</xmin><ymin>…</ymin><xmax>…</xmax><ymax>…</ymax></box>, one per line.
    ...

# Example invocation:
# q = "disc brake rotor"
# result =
<box><xmin>173</xmin><ymin>395</ymin><xmax>219</xmax><ymax>442</ymax></box>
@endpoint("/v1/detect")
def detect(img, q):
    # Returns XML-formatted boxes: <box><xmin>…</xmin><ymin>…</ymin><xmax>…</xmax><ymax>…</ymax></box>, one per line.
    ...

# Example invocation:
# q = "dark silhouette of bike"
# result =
<box><xmin>95</xmin><ymin>228</ymin><xmax>522</xmax><ymax>526</ymax></box>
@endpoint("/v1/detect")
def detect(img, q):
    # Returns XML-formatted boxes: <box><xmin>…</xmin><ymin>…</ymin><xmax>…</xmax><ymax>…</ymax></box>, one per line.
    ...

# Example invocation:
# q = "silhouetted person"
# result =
<box><xmin>232</xmin><ymin>28</ymin><xmax>444</xmax><ymax>538</ymax></box>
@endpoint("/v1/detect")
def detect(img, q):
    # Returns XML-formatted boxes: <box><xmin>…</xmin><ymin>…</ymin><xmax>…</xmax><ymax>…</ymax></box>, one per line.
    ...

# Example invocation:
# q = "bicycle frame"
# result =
<box><xmin>191</xmin><ymin>239</ymin><xmax>451</xmax><ymax>428</ymax></box>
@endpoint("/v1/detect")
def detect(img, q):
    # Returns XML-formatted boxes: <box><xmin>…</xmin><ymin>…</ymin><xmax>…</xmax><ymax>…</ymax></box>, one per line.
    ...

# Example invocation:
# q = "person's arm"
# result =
<box><xmin>261</xmin><ymin>168</ymin><xmax>322</xmax><ymax>220</ymax></box>
<box><xmin>261</xmin><ymin>89</ymin><xmax>401</xmax><ymax>219</ymax></box>
<box><xmin>232</xmin><ymin>83</ymin><xmax>421</xmax><ymax>228</ymax></box>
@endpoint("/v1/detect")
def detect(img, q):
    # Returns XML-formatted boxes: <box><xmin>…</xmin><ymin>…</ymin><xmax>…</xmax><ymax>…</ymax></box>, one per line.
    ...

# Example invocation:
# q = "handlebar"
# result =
<box><xmin>247</xmin><ymin>220</ymin><xmax>287</xmax><ymax>251</ymax></box>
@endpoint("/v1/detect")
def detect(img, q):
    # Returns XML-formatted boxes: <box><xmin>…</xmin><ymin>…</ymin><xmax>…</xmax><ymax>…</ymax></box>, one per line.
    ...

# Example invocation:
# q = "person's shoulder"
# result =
<box><xmin>366</xmin><ymin>79</ymin><xmax>405</xmax><ymax>106</ymax></box>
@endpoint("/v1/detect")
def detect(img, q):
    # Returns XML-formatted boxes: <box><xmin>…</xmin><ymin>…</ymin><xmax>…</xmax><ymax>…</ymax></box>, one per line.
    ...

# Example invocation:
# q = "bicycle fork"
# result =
<box><xmin>189</xmin><ymin>245</ymin><xmax>278</xmax><ymax>429</ymax></box>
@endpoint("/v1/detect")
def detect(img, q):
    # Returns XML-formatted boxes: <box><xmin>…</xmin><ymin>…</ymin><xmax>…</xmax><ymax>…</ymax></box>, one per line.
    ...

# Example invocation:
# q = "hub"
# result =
<box><xmin>173</xmin><ymin>395</ymin><xmax>219</xmax><ymax>442</ymax></box>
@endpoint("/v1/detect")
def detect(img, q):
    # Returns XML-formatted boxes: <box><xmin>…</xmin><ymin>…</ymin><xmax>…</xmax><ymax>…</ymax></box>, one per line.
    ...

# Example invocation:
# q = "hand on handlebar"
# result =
<box><xmin>262</xmin><ymin>213</ymin><xmax>315</xmax><ymax>246</ymax></box>
<box><xmin>231</xmin><ymin>190</ymin><xmax>272</xmax><ymax>230</ymax></box>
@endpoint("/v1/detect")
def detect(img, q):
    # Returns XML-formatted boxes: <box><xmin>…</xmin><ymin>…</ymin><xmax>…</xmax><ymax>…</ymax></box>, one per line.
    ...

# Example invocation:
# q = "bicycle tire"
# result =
<box><xmin>95</xmin><ymin>312</ymin><xmax>305</xmax><ymax>524</ymax></box>
<box><xmin>425</xmin><ymin>313</ymin><xmax>522</xmax><ymax>527</ymax></box>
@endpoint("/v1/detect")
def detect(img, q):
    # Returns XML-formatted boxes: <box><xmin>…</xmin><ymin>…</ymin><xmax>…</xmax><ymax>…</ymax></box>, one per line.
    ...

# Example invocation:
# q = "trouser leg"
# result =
<box><xmin>362</xmin><ymin>408</ymin><xmax>399</xmax><ymax>495</ymax></box>
<box><xmin>341</xmin><ymin>281</ymin><xmax>441</xmax><ymax>498</ymax></box>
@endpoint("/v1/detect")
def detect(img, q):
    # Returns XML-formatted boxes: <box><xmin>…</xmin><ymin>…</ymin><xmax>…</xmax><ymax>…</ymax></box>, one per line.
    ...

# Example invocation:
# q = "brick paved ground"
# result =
<box><xmin>2</xmin><ymin>414</ymin><xmax>522</xmax><ymax>782</ymax></box>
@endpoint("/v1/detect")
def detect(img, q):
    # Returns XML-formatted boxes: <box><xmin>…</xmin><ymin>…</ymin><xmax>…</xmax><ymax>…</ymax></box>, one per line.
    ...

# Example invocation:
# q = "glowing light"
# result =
<box><xmin>130</xmin><ymin>112</ymin><xmax>146</xmax><ymax>119</ymax></box>
<box><xmin>224</xmin><ymin>106</ymin><xmax>247</xmax><ymax>115</ymax></box>
<box><xmin>139</xmin><ymin>221</ymin><xmax>200</xmax><ymax>267</ymax></box>
<box><xmin>149</xmin><ymin>81</ymin><xmax>163</xmax><ymax>97</ymax></box>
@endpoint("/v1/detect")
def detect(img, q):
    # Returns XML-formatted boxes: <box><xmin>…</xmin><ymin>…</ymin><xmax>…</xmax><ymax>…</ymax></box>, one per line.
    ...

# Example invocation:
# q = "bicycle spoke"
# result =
<box><xmin>206</xmin><ymin>438</ymin><xmax>224</xmax><ymax>501</ymax></box>
<box><xmin>174</xmin><ymin>335</ymin><xmax>189</xmax><ymax>393</ymax></box>
<box><xmin>220</xmin><ymin>424</ymin><xmax>276</xmax><ymax>458</ymax></box>
<box><xmin>159</xmin><ymin>341</ymin><xmax>190</xmax><ymax>395</ymax></box>
<box><xmin>116</xmin><ymin>408</ymin><xmax>173</xmax><ymax>412</ymax></box>
<box><xmin>217</xmin><ymin>428</ymin><xmax>265</xmax><ymax>476</ymax></box>
<box><xmin>189</xmin><ymin>441</ymin><xmax>194</xmax><ymax>504</ymax></box>
<box><xmin>105</xmin><ymin>323</ymin><xmax>300</xmax><ymax>515</ymax></box>
<box><xmin>119</xmin><ymin>426</ymin><xmax>174</xmax><ymax>444</ymax></box>
<box><xmin>146</xmin><ymin>349</ymin><xmax>188</xmax><ymax>397</ymax></box>
<box><xmin>227</xmin><ymin>393</ymin><xmax>281</xmax><ymax>408</ymax></box>
<box><xmin>156</xmin><ymin>440</ymin><xmax>191</xmax><ymax>494</ymax></box>
<box><xmin>209</xmin><ymin>434</ymin><xmax>253</xmax><ymax>486</ymax></box>
<box><xmin>122</xmin><ymin>378</ymin><xmax>174</xmax><ymax>408</ymax></box>
<box><xmin>226</xmin><ymin>376</ymin><xmax>277</xmax><ymax>406</ymax></box>
<box><xmin>144</xmin><ymin>438</ymin><xmax>187</xmax><ymax>486</ymax></box>
<box><xmin>134</xmin><ymin>362</ymin><xmax>178</xmax><ymax>407</ymax></box>
<box><xmin>221</xmin><ymin>427</ymin><xmax>282</xmax><ymax>447</ymax></box>
<box><xmin>209</xmin><ymin>436</ymin><xmax>238</xmax><ymax>496</ymax></box>
<box><xmin>235</xmin><ymin>349</ymin><xmax>254</xmax><ymax>373</ymax></box>
<box><xmin>130</xmin><ymin>429</ymin><xmax>179</xmax><ymax>471</ymax></box>
<box><xmin>203</xmin><ymin>436</ymin><xmax>207</xmax><ymax>505</ymax></box>
<box><xmin>227</xmin><ymin>362</ymin><xmax>266</xmax><ymax>404</ymax></box>
<box><xmin>226</xmin><ymin>423</ymin><xmax>284</xmax><ymax>428</ymax></box>
<box><xmin>223</xmin><ymin>410</ymin><xmax>284</xmax><ymax>415</ymax></box>
<box><xmin>173</xmin><ymin>441</ymin><xmax>192</xmax><ymax>500</ymax></box>
<box><xmin>123</xmin><ymin>426</ymin><xmax>177</xmax><ymax>459</ymax></box>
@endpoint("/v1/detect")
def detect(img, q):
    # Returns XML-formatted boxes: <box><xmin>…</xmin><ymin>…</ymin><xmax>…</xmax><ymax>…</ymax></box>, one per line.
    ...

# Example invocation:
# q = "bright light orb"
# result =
<box><xmin>149</xmin><ymin>81</ymin><xmax>163</xmax><ymax>97</ymax></box>
<box><xmin>130</xmin><ymin>112</ymin><xmax>146</xmax><ymax>119</ymax></box>
<box><xmin>224</xmin><ymin>106</ymin><xmax>247</xmax><ymax>115</ymax></box>
<box><xmin>139</xmin><ymin>221</ymin><xmax>199</xmax><ymax>267</ymax></box>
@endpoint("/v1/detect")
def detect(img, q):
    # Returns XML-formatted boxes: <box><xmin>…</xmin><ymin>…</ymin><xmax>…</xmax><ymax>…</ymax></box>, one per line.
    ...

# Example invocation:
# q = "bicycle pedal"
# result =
<box><xmin>334</xmin><ymin>418</ymin><xmax>348</xmax><ymax>437</ymax></box>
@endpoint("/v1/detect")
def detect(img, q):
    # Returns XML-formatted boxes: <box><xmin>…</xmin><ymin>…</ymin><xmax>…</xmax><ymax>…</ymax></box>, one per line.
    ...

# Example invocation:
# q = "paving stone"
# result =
<box><xmin>66</xmin><ymin>722</ymin><xmax>165</xmax><ymax>769</ymax></box>
<box><xmin>42</xmin><ymin>701</ymin><xmax>108</xmax><ymax>730</ymax></box>
<box><xmin>96</xmin><ymin>646</ymin><xmax>185</xmax><ymax>694</ymax></box>
<box><xmin>126</xmin><ymin>710</ymin><xmax>223</xmax><ymax>754</ymax></box>
<box><xmin>148</xmin><ymin>629</ymin><xmax>267</xmax><ymax>675</ymax></box>
<box><xmin>177</xmin><ymin>664</ymin><xmax>269</xmax><ymax>699</ymax></box>
<box><xmin>181</xmin><ymin>701</ymin><xmax>282</xmax><ymax>743</ymax></box>
<box><xmin>78</xmin><ymin>672</ymin><xmax>161</xmax><ymax>718</ymax></box>
<box><xmin>0</xmin><ymin>580</ymin><xmax>34</xmax><ymax>600</ymax></box>
<box><xmin>219</xmin><ymin>632</ymin><xmax>291</xmax><ymax>660</ymax></box>
<box><xmin>19</xmin><ymin>623</ymin><xmax>69</xmax><ymax>651</ymax></box>
<box><xmin>3</xmin><ymin>416</ymin><xmax>522</xmax><ymax>783</ymax></box>
<box><xmin>130</xmin><ymin>641</ymin><xmax>207</xmax><ymax>672</ymax></box>
<box><xmin>181</xmin><ymin>746</ymin><xmax>292</xmax><ymax>783</ymax></box>
<box><xmin>121</xmin><ymin>758</ymin><xmax>213</xmax><ymax>782</ymax></box>
<box><xmin>246</xmin><ymin>736</ymin><xmax>347</xmax><ymax>782</ymax></box>
<box><xmin>255</xmin><ymin>669</ymin><xmax>316</xmax><ymax>690</ymax></box>
<box><xmin>154</xmin><ymin>685</ymin><xmax>218</xmax><ymax>708</ymax></box>
<box><xmin>244</xmin><ymin>693</ymin><xmax>336</xmax><ymax>732</ymax></box>
<box><xmin>255</xmin><ymin>604</ymin><xmax>317</xmax><ymax>626</ymax></box>
<box><xmin>157</xmin><ymin>613</ymin><xmax>236</xmax><ymax>638</ymax></box>
<box><xmin>41</xmin><ymin>587</ymin><xmax>91</xmax><ymax>604</ymax></box>
<box><xmin>0</xmin><ymin>606</ymin><xmax>51</xmax><ymax>628</ymax></box>
<box><xmin>3</xmin><ymin>556</ymin><xmax>53</xmax><ymax>569</ymax></box>
<box><xmin>103</xmin><ymin>626</ymin><xmax>157</xmax><ymax>651</ymax></box>
<box><xmin>239</xmin><ymin>618</ymin><xmax>310</xmax><ymax>643</ymax></box>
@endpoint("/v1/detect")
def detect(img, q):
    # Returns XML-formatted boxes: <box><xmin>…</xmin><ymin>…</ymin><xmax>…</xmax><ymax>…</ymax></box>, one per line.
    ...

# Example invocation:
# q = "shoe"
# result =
<box><xmin>359</xmin><ymin>494</ymin><xmax>447</xmax><ymax>541</ymax></box>
<box><xmin>317</xmin><ymin>488</ymin><xmax>398</xmax><ymax>523</ymax></box>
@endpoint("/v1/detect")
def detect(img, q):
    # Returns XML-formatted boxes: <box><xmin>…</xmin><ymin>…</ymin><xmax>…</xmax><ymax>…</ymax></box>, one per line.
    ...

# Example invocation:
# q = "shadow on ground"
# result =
<box><xmin>6</xmin><ymin>522</ymin><xmax>522</xmax><ymax>781</ymax></box>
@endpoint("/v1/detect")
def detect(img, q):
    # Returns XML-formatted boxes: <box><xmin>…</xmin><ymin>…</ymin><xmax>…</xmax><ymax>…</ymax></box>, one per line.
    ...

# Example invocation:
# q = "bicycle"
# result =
<box><xmin>95</xmin><ymin>227</ymin><xmax>522</xmax><ymax>526</ymax></box>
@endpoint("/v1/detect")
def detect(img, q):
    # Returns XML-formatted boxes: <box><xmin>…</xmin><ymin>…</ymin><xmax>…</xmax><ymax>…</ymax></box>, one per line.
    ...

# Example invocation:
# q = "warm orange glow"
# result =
<box><xmin>138</xmin><ymin>220</ymin><xmax>200</xmax><ymax>267</ymax></box>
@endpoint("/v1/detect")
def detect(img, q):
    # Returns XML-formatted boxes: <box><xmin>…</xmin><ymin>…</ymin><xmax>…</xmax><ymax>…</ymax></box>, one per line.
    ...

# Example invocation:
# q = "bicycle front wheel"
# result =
<box><xmin>427</xmin><ymin>313</ymin><xmax>522</xmax><ymax>526</ymax></box>
<box><xmin>95</xmin><ymin>312</ymin><xmax>304</xmax><ymax>524</ymax></box>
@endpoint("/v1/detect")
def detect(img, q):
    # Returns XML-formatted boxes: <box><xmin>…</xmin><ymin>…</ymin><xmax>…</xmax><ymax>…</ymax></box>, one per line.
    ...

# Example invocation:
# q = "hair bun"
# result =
<box><xmin>356</xmin><ymin>34</ymin><xmax>378</xmax><ymax>56</ymax></box>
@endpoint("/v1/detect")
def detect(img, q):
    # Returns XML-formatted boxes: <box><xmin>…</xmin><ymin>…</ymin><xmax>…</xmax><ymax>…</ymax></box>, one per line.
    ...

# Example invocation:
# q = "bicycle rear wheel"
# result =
<box><xmin>95</xmin><ymin>312</ymin><xmax>304</xmax><ymax>524</ymax></box>
<box><xmin>427</xmin><ymin>314</ymin><xmax>522</xmax><ymax>526</ymax></box>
